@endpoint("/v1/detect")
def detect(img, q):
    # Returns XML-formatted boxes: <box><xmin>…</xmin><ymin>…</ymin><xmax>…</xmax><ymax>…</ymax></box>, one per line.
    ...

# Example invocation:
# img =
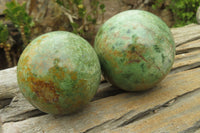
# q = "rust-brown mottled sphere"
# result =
<box><xmin>95</xmin><ymin>10</ymin><xmax>175</xmax><ymax>91</ymax></box>
<box><xmin>17</xmin><ymin>31</ymin><xmax>101</xmax><ymax>114</ymax></box>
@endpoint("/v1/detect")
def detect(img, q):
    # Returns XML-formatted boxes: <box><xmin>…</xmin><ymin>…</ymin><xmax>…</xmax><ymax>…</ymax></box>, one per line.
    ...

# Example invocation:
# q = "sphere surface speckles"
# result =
<box><xmin>94</xmin><ymin>10</ymin><xmax>175</xmax><ymax>91</ymax></box>
<box><xmin>17</xmin><ymin>31</ymin><xmax>101</xmax><ymax>114</ymax></box>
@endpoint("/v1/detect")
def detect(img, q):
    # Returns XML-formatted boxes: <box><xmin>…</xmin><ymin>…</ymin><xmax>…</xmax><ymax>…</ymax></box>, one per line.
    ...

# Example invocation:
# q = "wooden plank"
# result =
<box><xmin>171</xmin><ymin>50</ymin><xmax>200</xmax><ymax>74</ymax></box>
<box><xmin>171</xmin><ymin>24</ymin><xmax>200</xmax><ymax>46</ymax></box>
<box><xmin>109</xmin><ymin>85</ymin><xmax>200</xmax><ymax>133</ymax></box>
<box><xmin>176</xmin><ymin>39</ymin><xmax>200</xmax><ymax>54</ymax></box>
<box><xmin>195</xmin><ymin>129</ymin><xmax>200</xmax><ymax>133</ymax></box>
<box><xmin>0</xmin><ymin>67</ymin><xmax>18</xmax><ymax>100</ymax></box>
<box><xmin>0</xmin><ymin>67</ymin><xmax>18</xmax><ymax>110</ymax></box>
<box><xmin>2</xmin><ymin>67</ymin><xmax>200</xmax><ymax>133</ymax></box>
<box><xmin>171</xmin><ymin>39</ymin><xmax>200</xmax><ymax>74</ymax></box>
<box><xmin>0</xmin><ymin>92</ymin><xmax>44</xmax><ymax>124</ymax></box>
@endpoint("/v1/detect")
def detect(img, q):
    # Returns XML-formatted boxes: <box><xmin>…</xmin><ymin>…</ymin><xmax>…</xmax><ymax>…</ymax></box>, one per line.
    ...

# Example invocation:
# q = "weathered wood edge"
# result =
<box><xmin>0</xmin><ymin>66</ymin><xmax>18</xmax><ymax>100</ymax></box>
<box><xmin>108</xmin><ymin>86</ymin><xmax>200</xmax><ymax>133</ymax></box>
<box><xmin>171</xmin><ymin>24</ymin><xmax>200</xmax><ymax>46</ymax></box>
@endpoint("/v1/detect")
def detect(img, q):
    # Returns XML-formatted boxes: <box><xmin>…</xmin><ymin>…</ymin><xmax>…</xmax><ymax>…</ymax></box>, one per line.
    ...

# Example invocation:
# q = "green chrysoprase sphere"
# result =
<box><xmin>17</xmin><ymin>31</ymin><xmax>101</xmax><ymax>114</ymax></box>
<box><xmin>94</xmin><ymin>10</ymin><xmax>175</xmax><ymax>91</ymax></box>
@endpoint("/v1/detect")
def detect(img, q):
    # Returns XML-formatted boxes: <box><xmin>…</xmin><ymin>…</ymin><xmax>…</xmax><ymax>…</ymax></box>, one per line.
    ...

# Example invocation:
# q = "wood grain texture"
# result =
<box><xmin>109</xmin><ymin>87</ymin><xmax>200</xmax><ymax>133</ymax></box>
<box><xmin>0</xmin><ymin>66</ymin><xmax>18</xmax><ymax>100</ymax></box>
<box><xmin>171</xmin><ymin>24</ymin><xmax>200</xmax><ymax>46</ymax></box>
<box><xmin>176</xmin><ymin>39</ymin><xmax>200</xmax><ymax>54</ymax></box>
<box><xmin>171</xmin><ymin>50</ymin><xmax>200</xmax><ymax>74</ymax></box>
<box><xmin>1</xmin><ymin>24</ymin><xmax>200</xmax><ymax>133</ymax></box>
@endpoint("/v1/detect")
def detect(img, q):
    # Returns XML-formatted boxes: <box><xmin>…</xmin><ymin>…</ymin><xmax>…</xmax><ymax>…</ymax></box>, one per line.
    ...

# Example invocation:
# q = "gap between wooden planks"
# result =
<box><xmin>1</xmin><ymin>24</ymin><xmax>200</xmax><ymax>133</ymax></box>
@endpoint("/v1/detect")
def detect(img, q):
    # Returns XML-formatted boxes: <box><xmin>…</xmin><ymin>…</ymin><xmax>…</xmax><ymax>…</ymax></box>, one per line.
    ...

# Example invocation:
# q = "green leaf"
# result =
<box><xmin>0</xmin><ymin>22</ymin><xmax>9</xmax><ymax>43</ymax></box>
<box><xmin>100</xmin><ymin>4</ymin><xmax>105</xmax><ymax>10</ymax></box>
<box><xmin>87</xmin><ymin>15</ymin><xmax>92</xmax><ymax>21</ymax></box>
<box><xmin>56</xmin><ymin>0</ymin><xmax>64</xmax><ymax>6</ymax></box>
<box><xmin>71</xmin><ymin>22</ymin><xmax>79</xmax><ymax>34</ymax></box>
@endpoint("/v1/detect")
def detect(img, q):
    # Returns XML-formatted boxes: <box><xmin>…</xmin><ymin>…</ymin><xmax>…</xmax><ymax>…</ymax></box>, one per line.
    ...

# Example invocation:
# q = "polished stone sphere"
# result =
<box><xmin>17</xmin><ymin>31</ymin><xmax>101</xmax><ymax>114</ymax></box>
<box><xmin>94</xmin><ymin>10</ymin><xmax>175</xmax><ymax>91</ymax></box>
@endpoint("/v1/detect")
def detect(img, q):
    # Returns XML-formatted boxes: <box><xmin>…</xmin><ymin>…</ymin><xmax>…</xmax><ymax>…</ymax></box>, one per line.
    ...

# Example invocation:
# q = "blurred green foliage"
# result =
<box><xmin>0</xmin><ymin>1</ymin><xmax>34</xmax><ymax>68</ymax></box>
<box><xmin>0</xmin><ymin>22</ymin><xmax>9</xmax><ymax>44</ymax></box>
<box><xmin>152</xmin><ymin>0</ymin><xmax>200</xmax><ymax>27</ymax></box>
<box><xmin>4</xmin><ymin>1</ymin><xmax>34</xmax><ymax>45</ymax></box>
<box><xmin>170</xmin><ymin>0</ymin><xmax>200</xmax><ymax>27</ymax></box>
<box><xmin>0</xmin><ymin>21</ymin><xmax>12</xmax><ymax>67</ymax></box>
